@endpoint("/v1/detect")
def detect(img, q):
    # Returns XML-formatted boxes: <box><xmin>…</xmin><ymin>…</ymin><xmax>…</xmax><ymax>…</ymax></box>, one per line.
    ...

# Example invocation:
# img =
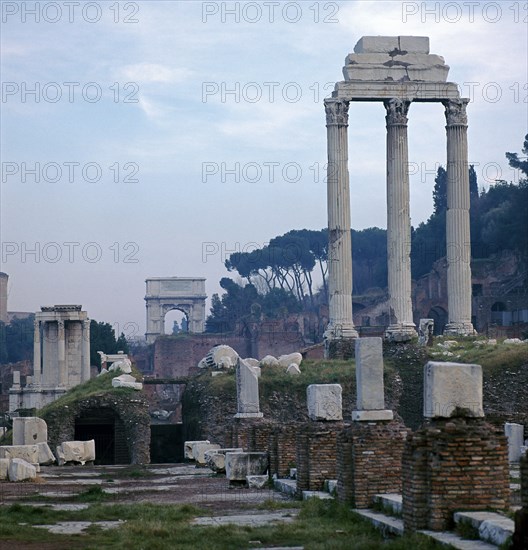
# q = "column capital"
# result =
<box><xmin>384</xmin><ymin>98</ymin><xmax>411</xmax><ymax>126</ymax></box>
<box><xmin>443</xmin><ymin>98</ymin><xmax>469</xmax><ymax>126</ymax></box>
<box><xmin>324</xmin><ymin>98</ymin><xmax>349</xmax><ymax>127</ymax></box>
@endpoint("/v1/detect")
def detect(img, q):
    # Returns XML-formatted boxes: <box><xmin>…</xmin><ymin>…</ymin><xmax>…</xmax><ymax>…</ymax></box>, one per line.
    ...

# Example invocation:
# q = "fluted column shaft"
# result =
<box><xmin>33</xmin><ymin>319</ymin><xmax>41</xmax><ymax>386</ymax></box>
<box><xmin>443</xmin><ymin>98</ymin><xmax>475</xmax><ymax>335</ymax></box>
<box><xmin>58</xmin><ymin>320</ymin><xmax>67</xmax><ymax>387</ymax></box>
<box><xmin>324</xmin><ymin>98</ymin><xmax>358</xmax><ymax>346</ymax></box>
<box><xmin>384</xmin><ymin>99</ymin><xmax>416</xmax><ymax>341</ymax></box>
<box><xmin>82</xmin><ymin>319</ymin><xmax>91</xmax><ymax>382</ymax></box>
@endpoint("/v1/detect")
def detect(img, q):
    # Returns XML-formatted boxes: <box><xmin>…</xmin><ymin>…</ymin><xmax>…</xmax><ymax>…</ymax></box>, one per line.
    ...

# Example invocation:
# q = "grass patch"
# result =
<box><xmin>0</xmin><ymin>500</ymin><xmax>449</xmax><ymax>549</ymax></box>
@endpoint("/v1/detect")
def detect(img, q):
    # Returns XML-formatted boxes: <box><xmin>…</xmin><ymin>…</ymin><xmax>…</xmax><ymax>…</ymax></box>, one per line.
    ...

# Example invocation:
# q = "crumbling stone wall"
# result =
<box><xmin>402</xmin><ymin>417</ymin><xmax>510</xmax><ymax>532</ymax></box>
<box><xmin>512</xmin><ymin>452</ymin><xmax>528</xmax><ymax>549</ymax></box>
<box><xmin>296</xmin><ymin>422</ymin><xmax>345</xmax><ymax>497</ymax></box>
<box><xmin>337</xmin><ymin>419</ymin><xmax>410</xmax><ymax>508</ymax></box>
<box><xmin>43</xmin><ymin>392</ymin><xmax>151</xmax><ymax>465</ymax></box>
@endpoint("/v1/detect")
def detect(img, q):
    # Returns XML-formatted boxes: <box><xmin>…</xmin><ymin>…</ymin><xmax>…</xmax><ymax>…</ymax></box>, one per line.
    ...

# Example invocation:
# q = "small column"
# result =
<box><xmin>57</xmin><ymin>320</ymin><xmax>67</xmax><ymax>387</ymax></box>
<box><xmin>323</xmin><ymin>98</ymin><xmax>358</xmax><ymax>356</ymax></box>
<box><xmin>443</xmin><ymin>98</ymin><xmax>475</xmax><ymax>336</ymax></box>
<box><xmin>384</xmin><ymin>98</ymin><xmax>416</xmax><ymax>342</ymax></box>
<box><xmin>33</xmin><ymin>319</ymin><xmax>41</xmax><ymax>386</ymax></box>
<box><xmin>81</xmin><ymin>319</ymin><xmax>91</xmax><ymax>382</ymax></box>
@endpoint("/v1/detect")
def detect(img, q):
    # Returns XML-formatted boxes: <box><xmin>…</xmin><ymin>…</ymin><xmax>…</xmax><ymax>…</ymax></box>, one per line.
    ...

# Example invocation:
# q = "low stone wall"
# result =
<box><xmin>402</xmin><ymin>417</ymin><xmax>510</xmax><ymax>532</ymax></box>
<box><xmin>513</xmin><ymin>453</ymin><xmax>528</xmax><ymax>549</ymax></box>
<box><xmin>296</xmin><ymin>422</ymin><xmax>345</xmax><ymax>497</ymax></box>
<box><xmin>337</xmin><ymin>419</ymin><xmax>410</xmax><ymax>508</ymax></box>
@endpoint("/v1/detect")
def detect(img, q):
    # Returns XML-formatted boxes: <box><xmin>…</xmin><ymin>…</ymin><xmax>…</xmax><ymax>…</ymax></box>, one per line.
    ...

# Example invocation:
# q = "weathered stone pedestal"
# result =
<box><xmin>403</xmin><ymin>361</ymin><xmax>509</xmax><ymax>532</ymax></box>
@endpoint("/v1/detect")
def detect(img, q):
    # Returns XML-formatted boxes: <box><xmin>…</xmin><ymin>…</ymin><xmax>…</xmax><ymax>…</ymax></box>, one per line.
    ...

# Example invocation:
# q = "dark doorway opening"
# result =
<box><xmin>75</xmin><ymin>408</ymin><xmax>129</xmax><ymax>465</ymax></box>
<box><xmin>150</xmin><ymin>424</ymin><xmax>184</xmax><ymax>463</ymax></box>
<box><xmin>427</xmin><ymin>306</ymin><xmax>448</xmax><ymax>335</ymax></box>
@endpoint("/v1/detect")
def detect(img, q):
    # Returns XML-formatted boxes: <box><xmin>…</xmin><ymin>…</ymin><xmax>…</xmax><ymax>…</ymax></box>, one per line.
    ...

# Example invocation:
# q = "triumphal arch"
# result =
<box><xmin>324</xmin><ymin>36</ymin><xmax>475</xmax><ymax>355</ymax></box>
<box><xmin>145</xmin><ymin>277</ymin><xmax>207</xmax><ymax>343</ymax></box>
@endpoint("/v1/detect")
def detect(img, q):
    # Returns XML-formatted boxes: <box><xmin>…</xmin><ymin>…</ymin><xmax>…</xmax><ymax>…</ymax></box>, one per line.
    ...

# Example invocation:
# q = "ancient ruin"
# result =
<box><xmin>325</xmin><ymin>36</ymin><xmax>474</xmax><ymax>357</ymax></box>
<box><xmin>9</xmin><ymin>305</ymin><xmax>90</xmax><ymax>411</ymax></box>
<box><xmin>145</xmin><ymin>277</ymin><xmax>207</xmax><ymax>343</ymax></box>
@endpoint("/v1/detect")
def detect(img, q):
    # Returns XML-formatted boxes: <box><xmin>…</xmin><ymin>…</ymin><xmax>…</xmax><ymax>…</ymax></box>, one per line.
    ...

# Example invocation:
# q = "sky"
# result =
<box><xmin>1</xmin><ymin>0</ymin><xmax>527</xmax><ymax>338</ymax></box>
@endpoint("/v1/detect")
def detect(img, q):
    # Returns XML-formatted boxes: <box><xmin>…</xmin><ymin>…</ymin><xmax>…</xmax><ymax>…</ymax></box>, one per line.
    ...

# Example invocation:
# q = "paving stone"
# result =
<box><xmin>192</xmin><ymin>511</ymin><xmax>298</xmax><ymax>527</ymax></box>
<box><xmin>34</xmin><ymin>520</ymin><xmax>124</xmax><ymax>535</ymax></box>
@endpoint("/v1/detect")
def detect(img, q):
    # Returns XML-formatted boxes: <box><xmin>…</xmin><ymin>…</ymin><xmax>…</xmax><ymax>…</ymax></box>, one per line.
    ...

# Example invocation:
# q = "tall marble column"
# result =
<box><xmin>81</xmin><ymin>319</ymin><xmax>91</xmax><ymax>382</ymax></box>
<box><xmin>384</xmin><ymin>98</ymin><xmax>416</xmax><ymax>341</ymax></box>
<box><xmin>33</xmin><ymin>319</ymin><xmax>41</xmax><ymax>386</ymax></box>
<box><xmin>57</xmin><ymin>320</ymin><xmax>67</xmax><ymax>387</ymax></box>
<box><xmin>443</xmin><ymin>98</ymin><xmax>475</xmax><ymax>335</ymax></box>
<box><xmin>323</xmin><ymin>98</ymin><xmax>358</xmax><ymax>357</ymax></box>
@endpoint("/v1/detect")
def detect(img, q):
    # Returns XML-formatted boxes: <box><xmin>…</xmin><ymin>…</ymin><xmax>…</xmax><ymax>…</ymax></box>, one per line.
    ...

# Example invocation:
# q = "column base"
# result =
<box><xmin>384</xmin><ymin>324</ymin><xmax>417</xmax><ymax>342</ymax></box>
<box><xmin>234</xmin><ymin>412</ymin><xmax>263</xmax><ymax>419</ymax></box>
<box><xmin>352</xmin><ymin>410</ymin><xmax>394</xmax><ymax>422</ymax></box>
<box><xmin>443</xmin><ymin>322</ymin><xmax>476</xmax><ymax>337</ymax></box>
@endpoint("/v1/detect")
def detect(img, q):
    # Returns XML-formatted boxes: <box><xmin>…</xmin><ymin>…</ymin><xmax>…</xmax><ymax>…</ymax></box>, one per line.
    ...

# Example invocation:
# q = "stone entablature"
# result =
<box><xmin>145</xmin><ymin>277</ymin><xmax>206</xmax><ymax>343</ymax></box>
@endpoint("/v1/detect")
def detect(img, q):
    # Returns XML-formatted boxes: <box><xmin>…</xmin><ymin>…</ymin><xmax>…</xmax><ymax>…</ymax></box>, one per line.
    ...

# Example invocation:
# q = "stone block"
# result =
<box><xmin>13</xmin><ymin>417</ymin><xmax>48</xmax><ymax>445</ymax></box>
<box><xmin>505</xmin><ymin>423</ymin><xmax>525</xmax><ymax>463</ymax></box>
<box><xmin>192</xmin><ymin>442</ymin><xmax>220</xmax><ymax>465</ymax></box>
<box><xmin>111</xmin><ymin>374</ymin><xmax>142</xmax><ymax>390</ymax></box>
<box><xmin>343</xmin><ymin>64</ymin><xmax>449</xmax><ymax>83</ymax></box>
<box><xmin>423</xmin><ymin>361</ymin><xmax>484</xmax><ymax>418</ymax></box>
<box><xmin>225</xmin><ymin>452</ymin><xmax>268</xmax><ymax>482</ymax></box>
<box><xmin>56</xmin><ymin>440</ymin><xmax>95</xmax><ymax>466</ymax></box>
<box><xmin>204</xmin><ymin>447</ymin><xmax>243</xmax><ymax>473</ymax></box>
<box><xmin>353</xmin><ymin>36</ymin><xmax>429</xmax><ymax>54</ymax></box>
<box><xmin>184</xmin><ymin>440</ymin><xmax>209</xmax><ymax>460</ymax></box>
<box><xmin>260</xmin><ymin>355</ymin><xmax>278</xmax><ymax>368</ymax></box>
<box><xmin>0</xmin><ymin>458</ymin><xmax>9</xmax><ymax>479</ymax></box>
<box><xmin>37</xmin><ymin>442</ymin><xmax>56</xmax><ymax>465</ymax></box>
<box><xmin>355</xmin><ymin>337</ymin><xmax>385</xmax><ymax>410</ymax></box>
<box><xmin>0</xmin><ymin>444</ymin><xmax>39</xmax><ymax>464</ymax></box>
<box><xmin>8</xmin><ymin>458</ymin><xmax>37</xmax><ymax>481</ymax></box>
<box><xmin>235</xmin><ymin>358</ymin><xmax>263</xmax><ymax>418</ymax></box>
<box><xmin>246</xmin><ymin>475</ymin><xmax>269</xmax><ymax>489</ymax></box>
<box><xmin>307</xmin><ymin>384</ymin><xmax>342</xmax><ymax>421</ymax></box>
<box><xmin>278</xmin><ymin>352</ymin><xmax>302</xmax><ymax>368</ymax></box>
<box><xmin>286</xmin><ymin>364</ymin><xmax>301</xmax><ymax>375</ymax></box>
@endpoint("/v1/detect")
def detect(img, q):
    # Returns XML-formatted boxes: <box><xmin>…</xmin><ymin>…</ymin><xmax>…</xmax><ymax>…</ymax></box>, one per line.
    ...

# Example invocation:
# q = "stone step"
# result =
<box><xmin>273</xmin><ymin>478</ymin><xmax>297</xmax><ymax>498</ymax></box>
<box><xmin>373</xmin><ymin>493</ymin><xmax>402</xmax><ymax>516</ymax></box>
<box><xmin>354</xmin><ymin>509</ymin><xmax>497</xmax><ymax>549</ymax></box>
<box><xmin>352</xmin><ymin>509</ymin><xmax>404</xmax><ymax>536</ymax></box>
<box><xmin>453</xmin><ymin>511</ymin><xmax>514</xmax><ymax>547</ymax></box>
<box><xmin>302</xmin><ymin>491</ymin><xmax>333</xmax><ymax>500</ymax></box>
<box><xmin>418</xmin><ymin>530</ymin><xmax>498</xmax><ymax>549</ymax></box>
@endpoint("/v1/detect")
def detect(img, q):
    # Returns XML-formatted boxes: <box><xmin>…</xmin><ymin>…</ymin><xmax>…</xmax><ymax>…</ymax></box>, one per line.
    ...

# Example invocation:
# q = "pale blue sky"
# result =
<box><xmin>1</xmin><ymin>1</ymin><xmax>527</xmax><ymax>336</ymax></box>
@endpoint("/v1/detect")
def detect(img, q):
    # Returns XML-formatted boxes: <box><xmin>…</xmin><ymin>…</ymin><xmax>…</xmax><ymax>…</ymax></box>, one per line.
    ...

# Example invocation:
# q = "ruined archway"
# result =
<box><xmin>427</xmin><ymin>306</ymin><xmax>448</xmax><ymax>335</ymax></box>
<box><xmin>163</xmin><ymin>308</ymin><xmax>189</xmax><ymax>335</ymax></box>
<box><xmin>145</xmin><ymin>278</ymin><xmax>207</xmax><ymax>343</ymax></box>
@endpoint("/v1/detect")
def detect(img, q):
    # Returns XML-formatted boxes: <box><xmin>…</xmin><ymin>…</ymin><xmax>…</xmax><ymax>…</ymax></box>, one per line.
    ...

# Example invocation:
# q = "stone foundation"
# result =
<box><xmin>227</xmin><ymin>419</ymin><xmax>299</xmax><ymax>478</ymax></box>
<box><xmin>337</xmin><ymin>419</ymin><xmax>410</xmax><ymax>508</ymax></box>
<box><xmin>296</xmin><ymin>422</ymin><xmax>345</xmax><ymax>497</ymax></box>
<box><xmin>512</xmin><ymin>452</ymin><xmax>528</xmax><ymax>549</ymax></box>
<box><xmin>402</xmin><ymin>417</ymin><xmax>510</xmax><ymax>532</ymax></box>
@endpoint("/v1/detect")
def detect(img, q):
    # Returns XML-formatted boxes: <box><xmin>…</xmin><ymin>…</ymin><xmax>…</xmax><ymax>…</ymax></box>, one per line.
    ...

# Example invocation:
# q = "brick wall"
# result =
<box><xmin>512</xmin><ymin>453</ymin><xmax>528</xmax><ymax>549</ymax></box>
<box><xmin>337</xmin><ymin>419</ymin><xmax>410</xmax><ymax>508</ymax></box>
<box><xmin>403</xmin><ymin>417</ymin><xmax>510</xmax><ymax>532</ymax></box>
<box><xmin>296</xmin><ymin>422</ymin><xmax>345</xmax><ymax>497</ymax></box>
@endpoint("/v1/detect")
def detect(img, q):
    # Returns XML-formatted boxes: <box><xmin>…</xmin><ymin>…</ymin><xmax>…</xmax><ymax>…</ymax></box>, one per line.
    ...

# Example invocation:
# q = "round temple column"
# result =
<box><xmin>57</xmin><ymin>320</ymin><xmax>67</xmax><ymax>387</ymax></box>
<box><xmin>384</xmin><ymin>98</ymin><xmax>416</xmax><ymax>342</ymax></box>
<box><xmin>33</xmin><ymin>319</ymin><xmax>41</xmax><ymax>386</ymax></box>
<box><xmin>443</xmin><ymin>98</ymin><xmax>475</xmax><ymax>335</ymax></box>
<box><xmin>81</xmin><ymin>319</ymin><xmax>91</xmax><ymax>382</ymax></box>
<box><xmin>323</xmin><ymin>98</ymin><xmax>358</xmax><ymax>357</ymax></box>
